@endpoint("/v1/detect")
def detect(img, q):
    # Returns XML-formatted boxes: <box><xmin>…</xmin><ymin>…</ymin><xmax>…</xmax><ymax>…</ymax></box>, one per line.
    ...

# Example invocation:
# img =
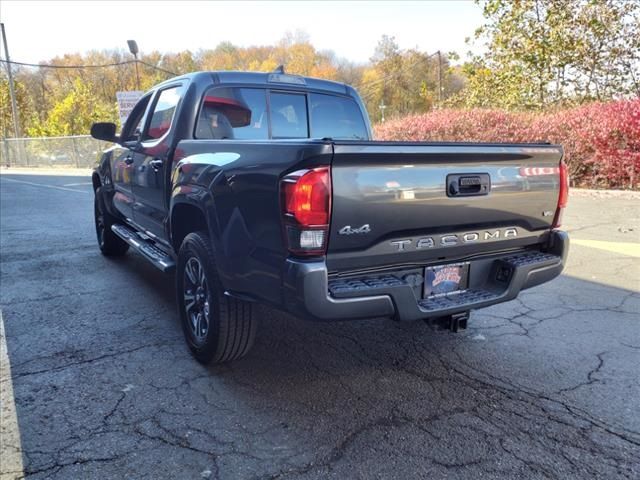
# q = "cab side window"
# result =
<box><xmin>196</xmin><ymin>88</ymin><xmax>268</xmax><ymax>140</ymax></box>
<box><xmin>144</xmin><ymin>86</ymin><xmax>181</xmax><ymax>141</ymax></box>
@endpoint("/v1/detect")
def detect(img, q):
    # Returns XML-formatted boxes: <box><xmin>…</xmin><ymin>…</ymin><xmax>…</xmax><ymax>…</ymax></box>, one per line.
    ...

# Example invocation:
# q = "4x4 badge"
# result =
<box><xmin>339</xmin><ymin>224</ymin><xmax>371</xmax><ymax>235</ymax></box>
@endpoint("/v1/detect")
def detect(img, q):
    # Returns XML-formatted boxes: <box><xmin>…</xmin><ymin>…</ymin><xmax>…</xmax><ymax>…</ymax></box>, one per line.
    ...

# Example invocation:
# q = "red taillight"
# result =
<box><xmin>284</xmin><ymin>168</ymin><xmax>331</xmax><ymax>225</ymax></box>
<box><xmin>552</xmin><ymin>161</ymin><xmax>569</xmax><ymax>228</ymax></box>
<box><xmin>281</xmin><ymin>167</ymin><xmax>332</xmax><ymax>255</ymax></box>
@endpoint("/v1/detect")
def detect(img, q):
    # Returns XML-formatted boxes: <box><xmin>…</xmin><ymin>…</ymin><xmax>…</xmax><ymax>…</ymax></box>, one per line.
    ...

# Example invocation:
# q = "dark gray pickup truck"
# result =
<box><xmin>90</xmin><ymin>70</ymin><xmax>569</xmax><ymax>364</ymax></box>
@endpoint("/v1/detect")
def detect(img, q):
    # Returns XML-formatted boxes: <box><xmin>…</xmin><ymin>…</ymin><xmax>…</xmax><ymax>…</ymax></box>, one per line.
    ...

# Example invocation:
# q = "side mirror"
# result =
<box><xmin>90</xmin><ymin>122</ymin><xmax>118</xmax><ymax>143</ymax></box>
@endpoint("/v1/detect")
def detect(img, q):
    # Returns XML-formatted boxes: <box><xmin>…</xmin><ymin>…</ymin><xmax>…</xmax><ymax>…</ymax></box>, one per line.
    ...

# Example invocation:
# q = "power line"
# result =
<box><xmin>138</xmin><ymin>60</ymin><xmax>178</xmax><ymax>76</ymax></box>
<box><xmin>358</xmin><ymin>58</ymin><xmax>425</xmax><ymax>100</ymax></box>
<box><xmin>0</xmin><ymin>58</ymin><xmax>178</xmax><ymax>76</ymax></box>
<box><xmin>358</xmin><ymin>50</ymin><xmax>444</xmax><ymax>101</ymax></box>
<box><xmin>357</xmin><ymin>56</ymin><xmax>427</xmax><ymax>96</ymax></box>
<box><xmin>0</xmin><ymin>58</ymin><xmax>137</xmax><ymax>69</ymax></box>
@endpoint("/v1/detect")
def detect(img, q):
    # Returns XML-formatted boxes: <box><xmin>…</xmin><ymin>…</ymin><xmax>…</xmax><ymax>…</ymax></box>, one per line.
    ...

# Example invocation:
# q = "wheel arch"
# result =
<box><xmin>171</xmin><ymin>202</ymin><xmax>206</xmax><ymax>252</ymax></box>
<box><xmin>169</xmin><ymin>192</ymin><xmax>221</xmax><ymax>254</ymax></box>
<box><xmin>92</xmin><ymin>172</ymin><xmax>101</xmax><ymax>191</ymax></box>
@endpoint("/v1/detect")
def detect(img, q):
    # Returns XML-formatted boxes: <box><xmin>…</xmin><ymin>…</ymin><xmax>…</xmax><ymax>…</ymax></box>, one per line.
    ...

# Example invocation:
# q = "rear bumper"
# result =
<box><xmin>283</xmin><ymin>230</ymin><xmax>569</xmax><ymax>322</ymax></box>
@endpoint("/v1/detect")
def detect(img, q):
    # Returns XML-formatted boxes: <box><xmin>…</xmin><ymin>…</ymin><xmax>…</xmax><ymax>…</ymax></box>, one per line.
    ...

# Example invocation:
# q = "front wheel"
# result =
<box><xmin>176</xmin><ymin>231</ymin><xmax>257</xmax><ymax>364</ymax></box>
<box><xmin>94</xmin><ymin>187</ymin><xmax>129</xmax><ymax>256</ymax></box>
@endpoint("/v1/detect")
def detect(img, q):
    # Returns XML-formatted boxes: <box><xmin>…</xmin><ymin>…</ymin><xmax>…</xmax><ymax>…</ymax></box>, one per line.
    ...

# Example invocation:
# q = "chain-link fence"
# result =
<box><xmin>0</xmin><ymin>135</ymin><xmax>111</xmax><ymax>168</ymax></box>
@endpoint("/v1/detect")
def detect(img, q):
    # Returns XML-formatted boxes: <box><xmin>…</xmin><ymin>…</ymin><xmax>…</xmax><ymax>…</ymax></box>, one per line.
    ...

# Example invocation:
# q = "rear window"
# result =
<box><xmin>270</xmin><ymin>92</ymin><xmax>308</xmax><ymax>139</ymax></box>
<box><xmin>309</xmin><ymin>93</ymin><xmax>367</xmax><ymax>140</ymax></box>
<box><xmin>195</xmin><ymin>88</ymin><xmax>368</xmax><ymax>141</ymax></box>
<box><xmin>196</xmin><ymin>88</ymin><xmax>268</xmax><ymax>140</ymax></box>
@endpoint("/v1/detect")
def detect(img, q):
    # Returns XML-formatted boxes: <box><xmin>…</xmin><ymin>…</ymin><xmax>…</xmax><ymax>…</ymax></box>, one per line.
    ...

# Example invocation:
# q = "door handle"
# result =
<box><xmin>124</xmin><ymin>155</ymin><xmax>134</xmax><ymax>165</ymax></box>
<box><xmin>150</xmin><ymin>158</ymin><xmax>163</xmax><ymax>171</ymax></box>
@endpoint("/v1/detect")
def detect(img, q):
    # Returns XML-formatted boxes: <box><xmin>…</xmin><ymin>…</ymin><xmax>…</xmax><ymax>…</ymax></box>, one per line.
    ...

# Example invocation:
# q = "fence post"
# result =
<box><xmin>71</xmin><ymin>137</ymin><xmax>80</xmax><ymax>168</ymax></box>
<box><xmin>2</xmin><ymin>140</ymin><xmax>9</xmax><ymax>167</ymax></box>
<box><xmin>21</xmin><ymin>139</ymin><xmax>28</xmax><ymax>167</ymax></box>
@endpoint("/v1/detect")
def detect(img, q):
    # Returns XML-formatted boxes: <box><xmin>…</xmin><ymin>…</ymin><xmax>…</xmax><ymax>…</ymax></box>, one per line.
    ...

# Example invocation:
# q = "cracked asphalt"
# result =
<box><xmin>1</xmin><ymin>173</ymin><xmax>639</xmax><ymax>479</ymax></box>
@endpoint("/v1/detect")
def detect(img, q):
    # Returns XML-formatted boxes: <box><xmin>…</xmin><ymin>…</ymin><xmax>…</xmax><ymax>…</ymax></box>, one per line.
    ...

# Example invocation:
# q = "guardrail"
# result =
<box><xmin>0</xmin><ymin>135</ymin><xmax>110</xmax><ymax>168</ymax></box>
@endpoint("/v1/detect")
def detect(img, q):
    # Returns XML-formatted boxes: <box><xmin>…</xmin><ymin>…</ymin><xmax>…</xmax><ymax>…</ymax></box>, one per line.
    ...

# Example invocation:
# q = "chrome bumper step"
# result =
<box><xmin>326</xmin><ymin>249</ymin><xmax>564</xmax><ymax>320</ymax></box>
<box><xmin>418</xmin><ymin>289</ymin><xmax>499</xmax><ymax>312</ymax></box>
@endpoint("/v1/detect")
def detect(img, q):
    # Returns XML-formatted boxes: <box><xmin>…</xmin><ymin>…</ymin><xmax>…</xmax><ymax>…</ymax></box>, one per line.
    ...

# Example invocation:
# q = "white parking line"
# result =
<box><xmin>0</xmin><ymin>311</ymin><xmax>24</xmax><ymax>479</ymax></box>
<box><xmin>0</xmin><ymin>168</ymin><xmax>92</xmax><ymax>177</ymax></box>
<box><xmin>0</xmin><ymin>177</ymin><xmax>90</xmax><ymax>194</ymax></box>
<box><xmin>573</xmin><ymin>238</ymin><xmax>640</xmax><ymax>258</ymax></box>
<box><xmin>63</xmin><ymin>182</ymin><xmax>93</xmax><ymax>187</ymax></box>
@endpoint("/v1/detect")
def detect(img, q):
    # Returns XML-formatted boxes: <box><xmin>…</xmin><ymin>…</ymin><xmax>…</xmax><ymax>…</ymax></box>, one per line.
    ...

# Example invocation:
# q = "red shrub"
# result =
<box><xmin>374</xmin><ymin>100</ymin><xmax>640</xmax><ymax>189</ymax></box>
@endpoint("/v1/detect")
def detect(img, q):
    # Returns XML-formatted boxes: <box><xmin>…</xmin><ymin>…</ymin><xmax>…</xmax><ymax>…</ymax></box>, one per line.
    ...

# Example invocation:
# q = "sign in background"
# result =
<box><xmin>116</xmin><ymin>91</ymin><xmax>144</xmax><ymax>126</ymax></box>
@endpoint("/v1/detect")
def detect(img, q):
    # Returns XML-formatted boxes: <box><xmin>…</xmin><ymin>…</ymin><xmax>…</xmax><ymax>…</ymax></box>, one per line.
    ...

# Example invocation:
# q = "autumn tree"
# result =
<box><xmin>27</xmin><ymin>78</ymin><xmax>117</xmax><ymax>136</ymax></box>
<box><xmin>457</xmin><ymin>0</ymin><xmax>640</xmax><ymax>109</ymax></box>
<box><xmin>360</xmin><ymin>36</ymin><xmax>462</xmax><ymax>122</ymax></box>
<box><xmin>0</xmin><ymin>77</ymin><xmax>35</xmax><ymax>137</ymax></box>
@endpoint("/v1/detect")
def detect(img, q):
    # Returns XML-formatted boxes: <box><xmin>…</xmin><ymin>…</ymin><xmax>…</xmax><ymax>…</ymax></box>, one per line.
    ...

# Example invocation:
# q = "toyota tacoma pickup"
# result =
<box><xmin>90</xmin><ymin>70</ymin><xmax>569</xmax><ymax>364</ymax></box>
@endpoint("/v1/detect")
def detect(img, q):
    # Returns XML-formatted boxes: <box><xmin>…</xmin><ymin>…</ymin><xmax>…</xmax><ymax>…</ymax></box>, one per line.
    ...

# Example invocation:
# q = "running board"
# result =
<box><xmin>111</xmin><ymin>224</ymin><xmax>176</xmax><ymax>273</ymax></box>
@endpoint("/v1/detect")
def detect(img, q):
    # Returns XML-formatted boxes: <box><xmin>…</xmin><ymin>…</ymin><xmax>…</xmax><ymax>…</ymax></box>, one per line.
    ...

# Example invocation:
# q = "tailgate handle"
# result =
<box><xmin>447</xmin><ymin>173</ymin><xmax>491</xmax><ymax>197</ymax></box>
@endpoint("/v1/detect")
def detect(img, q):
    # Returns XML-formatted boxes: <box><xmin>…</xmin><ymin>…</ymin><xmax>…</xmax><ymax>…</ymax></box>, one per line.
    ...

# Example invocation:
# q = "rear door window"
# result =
<box><xmin>270</xmin><ymin>92</ymin><xmax>308</xmax><ymax>139</ymax></box>
<box><xmin>144</xmin><ymin>86</ymin><xmax>181</xmax><ymax>141</ymax></box>
<box><xmin>196</xmin><ymin>88</ymin><xmax>268</xmax><ymax>140</ymax></box>
<box><xmin>309</xmin><ymin>93</ymin><xmax>367</xmax><ymax>140</ymax></box>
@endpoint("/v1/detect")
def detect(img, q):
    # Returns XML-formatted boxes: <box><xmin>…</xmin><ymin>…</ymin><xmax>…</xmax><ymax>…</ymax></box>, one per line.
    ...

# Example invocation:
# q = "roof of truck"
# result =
<box><xmin>157</xmin><ymin>70</ymin><xmax>350</xmax><ymax>95</ymax></box>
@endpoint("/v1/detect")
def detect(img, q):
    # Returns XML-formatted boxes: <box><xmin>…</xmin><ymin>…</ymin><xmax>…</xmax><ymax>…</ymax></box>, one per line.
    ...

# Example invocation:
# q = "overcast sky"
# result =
<box><xmin>1</xmin><ymin>0</ymin><xmax>485</xmax><ymax>64</ymax></box>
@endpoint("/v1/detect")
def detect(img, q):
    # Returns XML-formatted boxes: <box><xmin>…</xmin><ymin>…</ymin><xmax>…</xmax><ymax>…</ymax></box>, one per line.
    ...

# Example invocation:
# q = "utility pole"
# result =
<box><xmin>1</xmin><ymin>23</ymin><xmax>21</xmax><ymax>138</ymax></box>
<box><xmin>426</xmin><ymin>50</ymin><xmax>444</xmax><ymax>107</ymax></box>
<box><xmin>379</xmin><ymin>101</ymin><xmax>387</xmax><ymax>123</ymax></box>
<box><xmin>134</xmin><ymin>54</ymin><xmax>140</xmax><ymax>90</ymax></box>
<box><xmin>436</xmin><ymin>50</ymin><xmax>443</xmax><ymax>105</ymax></box>
<box><xmin>127</xmin><ymin>40</ymin><xmax>141</xmax><ymax>90</ymax></box>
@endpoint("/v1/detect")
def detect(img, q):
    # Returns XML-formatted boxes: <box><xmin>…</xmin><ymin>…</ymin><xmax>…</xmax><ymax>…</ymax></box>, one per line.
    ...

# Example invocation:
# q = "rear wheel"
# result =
<box><xmin>176</xmin><ymin>231</ymin><xmax>257</xmax><ymax>364</ymax></box>
<box><xmin>94</xmin><ymin>187</ymin><xmax>129</xmax><ymax>256</ymax></box>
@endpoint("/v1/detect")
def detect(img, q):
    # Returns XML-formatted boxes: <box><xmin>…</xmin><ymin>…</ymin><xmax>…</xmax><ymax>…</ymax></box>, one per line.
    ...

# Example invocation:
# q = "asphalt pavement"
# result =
<box><xmin>0</xmin><ymin>172</ymin><xmax>638</xmax><ymax>479</ymax></box>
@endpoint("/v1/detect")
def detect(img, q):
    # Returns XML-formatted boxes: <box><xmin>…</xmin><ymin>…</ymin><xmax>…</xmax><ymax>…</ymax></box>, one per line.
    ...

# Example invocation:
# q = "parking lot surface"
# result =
<box><xmin>1</xmin><ymin>173</ymin><xmax>638</xmax><ymax>479</ymax></box>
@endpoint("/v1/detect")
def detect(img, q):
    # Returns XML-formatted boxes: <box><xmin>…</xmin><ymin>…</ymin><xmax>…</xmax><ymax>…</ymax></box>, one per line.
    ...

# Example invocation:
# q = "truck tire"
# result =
<box><xmin>176</xmin><ymin>231</ymin><xmax>257</xmax><ymax>364</ymax></box>
<box><xmin>94</xmin><ymin>187</ymin><xmax>129</xmax><ymax>256</ymax></box>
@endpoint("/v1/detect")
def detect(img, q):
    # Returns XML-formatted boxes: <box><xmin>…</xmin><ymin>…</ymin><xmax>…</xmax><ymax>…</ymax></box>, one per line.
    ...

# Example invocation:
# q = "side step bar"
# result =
<box><xmin>111</xmin><ymin>224</ymin><xmax>176</xmax><ymax>273</ymax></box>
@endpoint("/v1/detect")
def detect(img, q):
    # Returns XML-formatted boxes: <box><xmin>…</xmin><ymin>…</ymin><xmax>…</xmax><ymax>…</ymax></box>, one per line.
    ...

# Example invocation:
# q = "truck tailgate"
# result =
<box><xmin>327</xmin><ymin>142</ymin><xmax>563</xmax><ymax>272</ymax></box>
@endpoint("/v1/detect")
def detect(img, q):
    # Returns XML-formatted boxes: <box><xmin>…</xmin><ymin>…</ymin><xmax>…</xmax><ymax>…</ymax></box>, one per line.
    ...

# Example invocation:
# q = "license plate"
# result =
<box><xmin>423</xmin><ymin>263</ymin><xmax>469</xmax><ymax>298</ymax></box>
